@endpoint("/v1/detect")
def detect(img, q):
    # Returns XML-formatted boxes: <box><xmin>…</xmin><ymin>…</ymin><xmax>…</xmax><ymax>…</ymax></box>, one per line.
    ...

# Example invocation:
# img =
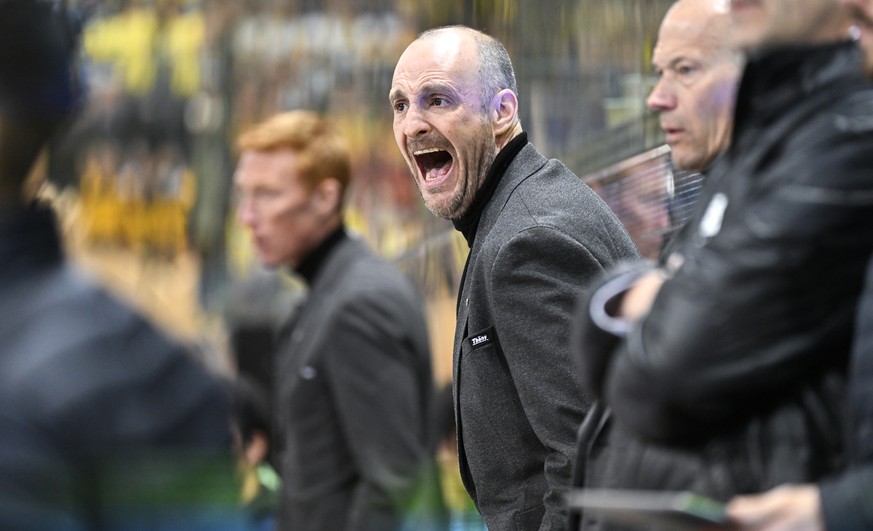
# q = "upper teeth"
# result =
<box><xmin>414</xmin><ymin>148</ymin><xmax>443</xmax><ymax>155</ymax></box>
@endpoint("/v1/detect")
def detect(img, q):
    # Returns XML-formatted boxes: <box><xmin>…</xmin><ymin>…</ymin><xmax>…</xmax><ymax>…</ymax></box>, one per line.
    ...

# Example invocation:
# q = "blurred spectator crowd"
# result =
<box><xmin>58</xmin><ymin>0</ymin><xmax>417</xmax><ymax>263</ymax></box>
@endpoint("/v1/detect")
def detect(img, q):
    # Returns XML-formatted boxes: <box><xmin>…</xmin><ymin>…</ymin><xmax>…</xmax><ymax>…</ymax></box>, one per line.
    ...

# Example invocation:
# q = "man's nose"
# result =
<box><xmin>647</xmin><ymin>79</ymin><xmax>677</xmax><ymax>111</ymax></box>
<box><xmin>402</xmin><ymin>104</ymin><xmax>431</xmax><ymax>138</ymax></box>
<box><xmin>237</xmin><ymin>197</ymin><xmax>257</xmax><ymax>228</ymax></box>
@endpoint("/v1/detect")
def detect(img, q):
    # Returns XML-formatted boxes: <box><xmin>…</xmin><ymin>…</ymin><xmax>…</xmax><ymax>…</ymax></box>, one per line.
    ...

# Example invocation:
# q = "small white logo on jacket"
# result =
<box><xmin>700</xmin><ymin>192</ymin><xmax>728</xmax><ymax>239</ymax></box>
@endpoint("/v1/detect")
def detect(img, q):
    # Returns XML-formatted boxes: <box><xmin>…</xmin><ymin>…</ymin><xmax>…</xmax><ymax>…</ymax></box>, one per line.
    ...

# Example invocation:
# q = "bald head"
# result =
<box><xmin>414</xmin><ymin>26</ymin><xmax>519</xmax><ymax>110</ymax></box>
<box><xmin>662</xmin><ymin>0</ymin><xmax>738</xmax><ymax>62</ymax></box>
<box><xmin>390</xmin><ymin>25</ymin><xmax>523</xmax><ymax>219</ymax></box>
<box><xmin>647</xmin><ymin>0</ymin><xmax>743</xmax><ymax>172</ymax></box>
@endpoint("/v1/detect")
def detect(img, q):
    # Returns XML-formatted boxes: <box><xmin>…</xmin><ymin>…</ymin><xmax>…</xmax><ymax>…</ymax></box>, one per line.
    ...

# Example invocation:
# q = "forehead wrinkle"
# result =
<box><xmin>654</xmin><ymin>43</ymin><xmax>719</xmax><ymax>69</ymax></box>
<box><xmin>654</xmin><ymin>19</ymin><xmax>733</xmax><ymax>67</ymax></box>
<box><xmin>388</xmin><ymin>86</ymin><xmax>406</xmax><ymax>103</ymax></box>
<box><xmin>392</xmin><ymin>72</ymin><xmax>480</xmax><ymax>108</ymax></box>
<box><xmin>418</xmin><ymin>79</ymin><xmax>481</xmax><ymax>105</ymax></box>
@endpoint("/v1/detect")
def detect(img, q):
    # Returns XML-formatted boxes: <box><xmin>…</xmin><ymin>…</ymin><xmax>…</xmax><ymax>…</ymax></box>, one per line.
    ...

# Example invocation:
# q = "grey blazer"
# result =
<box><xmin>275</xmin><ymin>235</ymin><xmax>437</xmax><ymax>531</ymax></box>
<box><xmin>453</xmin><ymin>143</ymin><xmax>639</xmax><ymax>530</ymax></box>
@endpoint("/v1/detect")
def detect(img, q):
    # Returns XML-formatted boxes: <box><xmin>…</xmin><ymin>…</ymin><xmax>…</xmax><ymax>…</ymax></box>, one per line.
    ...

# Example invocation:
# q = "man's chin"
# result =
<box><xmin>424</xmin><ymin>204</ymin><xmax>453</xmax><ymax>220</ymax></box>
<box><xmin>670</xmin><ymin>150</ymin><xmax>698</xmax><ymax>173</ymax></box>
<box><xmin>420</xmin><ymin>192</ymin><xmax>452</xmax><ymax>219</ymax></box>
<box><xmin>424</xmin><ymin>199</ymin><xmax>466</xmax><ymax>220</ymax></box>
<box><xmin>256</xmin><ymin>255</ymin><xmax>281</xmax><ymax>270</ymax></box>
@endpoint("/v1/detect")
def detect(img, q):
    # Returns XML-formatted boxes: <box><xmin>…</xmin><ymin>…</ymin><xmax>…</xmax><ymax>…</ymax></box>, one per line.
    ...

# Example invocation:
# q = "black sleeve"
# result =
<box><xmin>602</xmin><ymin>122</ymin><xmax>873</xmax><ymax>444</ymax></box>
<box><xmin>820</xmin><ymin>466</ymin><xmax>873</xmax><ymax>530</ymax></box>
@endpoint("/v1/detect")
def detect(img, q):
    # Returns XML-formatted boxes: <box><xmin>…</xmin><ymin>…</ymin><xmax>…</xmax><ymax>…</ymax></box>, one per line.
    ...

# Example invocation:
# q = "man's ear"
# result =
<box><xmin>491</xmin><ymin>89</ymin><xmax>519</xmax><ymax>138</ymax></box>
<box><xmin>311</xmin><ymin>177</ymin><xmax>343</xmax><ymax>216</ymax></box>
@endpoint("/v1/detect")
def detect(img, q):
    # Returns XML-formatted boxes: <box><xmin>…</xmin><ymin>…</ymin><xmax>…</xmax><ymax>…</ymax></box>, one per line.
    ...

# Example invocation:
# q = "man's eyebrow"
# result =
<box><xmin>667</xmin><ymin>55</ymin><xmax>701</xmax><ymax>68</ymax></box>
<box><xmin>418</xmin><ymin>82</ymin><xmax>458</xmax><ymax>96</ymax></box>
<box><xmin>390</xmin><ymin>82</ymin><xmax>459</xmax><ymax>101</ymax></box>
<box><xmin>652</xmin><ymin>54</ymin><xmax>700</xmax><ymax>72</ymax></box>
<box><xmin>389</xmin><ymin>87</ymin><xmax>406</xmax><ymax>102</ymax></box>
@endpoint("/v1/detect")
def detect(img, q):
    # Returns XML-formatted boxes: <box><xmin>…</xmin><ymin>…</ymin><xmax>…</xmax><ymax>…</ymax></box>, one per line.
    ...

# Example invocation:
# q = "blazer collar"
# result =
<box><xmin>453</xmin><ymin>132</ymin><xmax>528</xmax><ymax>246</ymax></box>
<box><xmin>474</xmin><ymin>142</ymin><xmax>549</xmax><ymax>250</ymax></box>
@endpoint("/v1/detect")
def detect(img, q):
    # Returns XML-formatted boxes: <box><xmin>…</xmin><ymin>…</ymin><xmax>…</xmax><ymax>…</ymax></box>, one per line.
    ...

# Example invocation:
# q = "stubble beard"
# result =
<box><xmin>420</xmin><ymin>130</ymin><xmax>497</xmax><ymax>221</ymax></box>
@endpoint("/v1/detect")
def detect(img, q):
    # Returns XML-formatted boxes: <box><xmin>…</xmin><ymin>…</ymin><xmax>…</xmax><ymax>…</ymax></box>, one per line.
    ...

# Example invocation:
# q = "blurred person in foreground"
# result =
<box><xmin>390</xmin><ymin>26</ymin><xmax>639</xmax><ymax>529</ymax></box>
<box><xmin>234</xmin><ymin>110</ymin><xmax>440</xmax><ymax>531</ymax></box>
<box><xmin>571</xmin><ymin>0</ymin><xmax>873</xmax><ymax>527</ymax></box>
<box><xmin>0</xmin><ymin>0</ymin><xmax>242</xmax><ymax>529</ymax></box>
<box><xmin>726</xmin><ymin>0</ymin><xmax>873</xmax><ymax>529</ymax></box>
<box><xmin>570</xmin><ymin>0</ymin><xmax>742</xmax><ymax>527</ymax></box>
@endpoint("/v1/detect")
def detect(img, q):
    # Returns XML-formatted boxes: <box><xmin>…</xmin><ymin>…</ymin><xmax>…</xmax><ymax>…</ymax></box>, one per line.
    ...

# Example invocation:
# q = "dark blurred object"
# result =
<box><xmin>232</xmin><ymin>323</ymin><xmax>278</xmax><ymax>401</ymax></box>
<box><xmin>226</xmin><ymin>265</ymin><xmax>301</xmax><ymax>404</ymax></box>
<box><xmin>0</xmin><ymin>1</ymin><xmax>243</xmax><ymax>528</ymax></box>
<box><xmin>233</xmin><ymin>375</ymin><xmax>280</xmax><ymax>531</ymax></box>
<box><xmin>224</xmin><ymin>269</ymin><xmax>295</xmax><ymax>529</ymax></box>
<box><xmin>0</xmin><ymin>0</ymin><xmax>83</xmax><ymax>123</ymax></box>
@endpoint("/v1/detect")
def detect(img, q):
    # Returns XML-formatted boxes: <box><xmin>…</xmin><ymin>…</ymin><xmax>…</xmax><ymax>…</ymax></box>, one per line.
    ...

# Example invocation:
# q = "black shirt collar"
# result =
<box><xmin>452</xmin><ymin>132</ymin><xmax>528</xmax><ymax>246</ymax></box>
<box><xmin>294</xmin><ymin>224</ymin><xmax>347</xmax><ymax>285</ymax></box>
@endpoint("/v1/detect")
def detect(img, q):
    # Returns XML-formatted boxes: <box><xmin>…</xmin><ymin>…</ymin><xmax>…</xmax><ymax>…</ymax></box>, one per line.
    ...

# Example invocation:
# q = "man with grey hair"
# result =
<box><xmin>647</xmin><ymin>0</ymin><xmax>743</xmax><ymax>174</ymax></box>
<box><xmin>571</xmin><ymin>0</ymin><xmax>873</xmax><ymax>528</ymax></box>
<box><xmin>390</xmin><ymin>25</ymin><xmax>639</xmax><ymax>530</ymax></box>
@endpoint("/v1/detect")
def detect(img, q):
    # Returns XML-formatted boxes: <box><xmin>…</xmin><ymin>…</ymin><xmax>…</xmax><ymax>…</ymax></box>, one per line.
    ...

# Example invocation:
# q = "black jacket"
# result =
<box><xmin>275</xmin><ymin>233</ymin><xmax>439</xmax><ymax>531</ymax></box>
<box><xmin>572</xmin><ymin>42</ymin><xmax>873</xmax><ymax>529</ymax></box>
<box><xmin>0</xmin><ymin>205</ymin><xmax>241</xmax><ymax>529</ymax></box>
<box><xmin>820</xmin><ymin>256</ymin><xmax>873</xmax><ymax>531</ymax></box>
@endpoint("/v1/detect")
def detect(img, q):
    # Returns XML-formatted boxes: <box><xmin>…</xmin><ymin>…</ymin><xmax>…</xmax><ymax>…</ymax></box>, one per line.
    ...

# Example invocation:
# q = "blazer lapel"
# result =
<box><xmin>475</xmin><ymin>143</ymin><xmax>548</xmax><ymax>241</ymax></box>
<box><xmin>451</xmin><ymin>142</ymin><xmax>549</xmax><ymax>498</ymax></box>
<box><xmin>279</xmin><ymin>237</ymin><xmax>362</xmax><ymax>379</ymax></box>
<box><xmin>452</xmin><ymin>142</ymin><xmax>549</xmax><ymax>387</ymax></box>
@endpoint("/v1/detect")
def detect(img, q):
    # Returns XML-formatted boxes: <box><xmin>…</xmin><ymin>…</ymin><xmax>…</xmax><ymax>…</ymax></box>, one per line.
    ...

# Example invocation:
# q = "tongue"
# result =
<box><xmin>427</xmin><ymin>160</ymin><xmax>452</xmax><ymax>181</ymax></box>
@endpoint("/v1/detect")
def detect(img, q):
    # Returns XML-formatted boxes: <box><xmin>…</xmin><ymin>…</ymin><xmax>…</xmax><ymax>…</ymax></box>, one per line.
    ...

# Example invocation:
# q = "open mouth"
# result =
<box><xmin>414</xmin><ymin>148</ymin><xmax>454</xmax><ymax>182</ymax></box>
<box><xmin>662</xmin><ymin>126</ymin><xmax>683</xmax><ymax>142</ymax></box>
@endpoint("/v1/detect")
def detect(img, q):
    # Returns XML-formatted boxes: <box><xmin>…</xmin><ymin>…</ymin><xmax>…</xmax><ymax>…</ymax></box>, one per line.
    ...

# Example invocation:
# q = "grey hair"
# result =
<box><xmin>417</xmin><ymin>25</ymin><xmax>519</xmax><ymax>110</ymax></box>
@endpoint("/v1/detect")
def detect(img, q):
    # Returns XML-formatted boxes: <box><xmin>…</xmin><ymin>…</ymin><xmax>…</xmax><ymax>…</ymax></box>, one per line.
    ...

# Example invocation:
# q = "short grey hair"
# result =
<box><xmin>417</xmin><ymin>26</ymin><xmax>519</xmax><ymax>110</ymax></box>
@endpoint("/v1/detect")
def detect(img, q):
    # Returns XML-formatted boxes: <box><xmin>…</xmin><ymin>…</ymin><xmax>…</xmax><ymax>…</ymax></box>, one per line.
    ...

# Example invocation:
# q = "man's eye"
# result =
<box><xmin>393</xmin><ymin>101</ymin><xmax>408</xmax><ymax>112</ymax></box>
<box><xmin>677</xmin><ymin>65</ymin><xmax>696</xmax><ymax>76</ymax></box>
<box><xmin>432</xmin><ymin>97</ymin><xmax>449</xmax><ymax>107</ymax></box>
<box><xmin>254</xmin><ymin>189</ymin><xmax>278</xmax><ymax>201</ymax></box>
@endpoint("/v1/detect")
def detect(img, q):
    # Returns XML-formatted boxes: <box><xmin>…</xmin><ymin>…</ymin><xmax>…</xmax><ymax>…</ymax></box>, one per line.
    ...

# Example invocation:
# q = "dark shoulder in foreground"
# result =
<box><xmin>1</xmin><ymin>263</ymin><xmax>231</xmax><ymax>450</ymax></box>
